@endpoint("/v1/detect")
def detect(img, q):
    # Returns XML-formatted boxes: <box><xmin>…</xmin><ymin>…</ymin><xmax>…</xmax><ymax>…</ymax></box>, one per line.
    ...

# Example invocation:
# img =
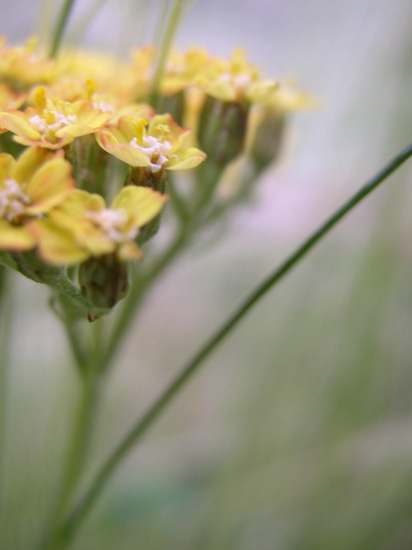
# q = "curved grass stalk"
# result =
<box><xmin>148</xmin><ymin>0</ymin><xmax>184</xmax><ymax>104</ymax></box>
<box><xmin>52</xmin><ymin>141</ymin><xmax>412</xmax><ymax>547</ymax></box>
<box><xmin>49</xmin><ymin>0</ymin><xmax>77</xmax><ymax>58</ymax></box>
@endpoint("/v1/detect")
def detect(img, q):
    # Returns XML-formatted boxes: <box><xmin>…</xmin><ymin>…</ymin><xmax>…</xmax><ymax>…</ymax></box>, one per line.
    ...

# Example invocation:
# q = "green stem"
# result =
<box><xmin>148</xmin><ymin>0</ymin><xmax>184</xmax><ymax>105</ymax></box>
<box><xmin>99</xmin><ymin>228</ymin><xmax>188</xmax><ymax>374</ymax></box>
<box><xmin>61</xmin><ymin>319</ymin><xmax>86</xmax><ymax>371</ymax></box>
<box><xmin>57</xmin><ymin>142</ymin><xmax>412</xmax><ymax>545</ymax></box>
<box><xmin>39</xmin><ymin>368</ymin><xmax>100</xmax><ymax>550</ymax></box>
<box><xmin>49</xmin><ymin>0</ymin><xmax>77</xmax><ymax>58</ymax></box>
<box><xmin>0</xmin><ymin>267</ymin><xmax>12</xmax><ymax>512</ymax></box>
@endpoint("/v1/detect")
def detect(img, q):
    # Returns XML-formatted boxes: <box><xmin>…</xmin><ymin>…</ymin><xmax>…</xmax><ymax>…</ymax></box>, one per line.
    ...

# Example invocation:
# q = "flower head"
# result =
<box><xmin>31</xmin><ymin>186</ymin><xmax>167</xmax><ymax>265</ymax></box>
<box><xmin>0</xmin><ymin>147</ymin><xmax>74</xmax><ymax>252</ymax></box>
<box><xmin>0</xmin><ymin>86</ymin><xmax>111</xmax><ymax>149</ymax></box>
<box><xmin>196</xmin><ymin>49</ymin><xmax>277</xmax><ymax>104</ymax></box>
<box><xmin>0</xmin><ymin>36</ymin><xmax>57</xmax><ymax>89</ymax></box>
<box><xmin>97</xmin><ymin>113</ymin><xmax>206</xmax><ymax>172</ymax></box>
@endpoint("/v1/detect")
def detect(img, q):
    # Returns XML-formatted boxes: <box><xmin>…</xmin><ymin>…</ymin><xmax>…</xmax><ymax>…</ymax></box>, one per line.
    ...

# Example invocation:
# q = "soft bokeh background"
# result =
<box><xmin>3</xmin><ymin>0</ymin><xmax>412</xmax><ymax>548</ymax></box>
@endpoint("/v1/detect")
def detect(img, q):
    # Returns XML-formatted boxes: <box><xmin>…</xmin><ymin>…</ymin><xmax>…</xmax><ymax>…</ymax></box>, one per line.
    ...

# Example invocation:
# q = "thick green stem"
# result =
<box><xmin>39</xmin><ymin>322</ymin><xmax>103</xmax><ymax>550</ymax></box>
<box><xmin>56</xmin><ymin>142</ymin><xmax>412</xmax><ymax>546</ymax></box>
<box><xmin>49</xmin><ymin>0</ymin><xmax>77</xmax><ymax>58</ymax></box>
<box><xmin>0</xmin><ymin>267</ymin><xmax>12</xmax><ymax>511</ymax></box>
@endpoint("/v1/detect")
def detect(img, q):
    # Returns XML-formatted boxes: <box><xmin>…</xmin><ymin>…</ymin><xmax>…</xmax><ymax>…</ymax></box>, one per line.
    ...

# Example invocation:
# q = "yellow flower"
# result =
<box><xmin>267</xmin><ymin>81</ymin><xmax>320</xmax><ymax>112</ymax></box>
<box><xmin>41</xmin><ymin>78</ymin><xmax>154</xmax><ymax>124</ymax></box>
<box><xmin>0</xmin><ymin>84</ymin><xmax>25</xmax><ymax>110</ymax></box>
<box><xmin>196</xmin><ymin>49</ymin><xmax>277</xmax><ymax>104</ymax></box>
<box><xmin>0</xmin><ymin>147</ymin><xmax>74</xmax><ymax>252</ymax></box>
<box><xmin>97</xmin><ymin>114</ymin><xmax>206</xmax><ymax>171</ymax></box>
<box><xmin>162</xmin><ymin>47</ymin><xmax>211</xmax><ymax>95</ymax></box>
<box><xmin>0</xmin><ymin>36</ymin><xmax>57</xmax><ymax>89</ymax></box>
<box><xmin>57</xmin><ymin>49</ymin><xmax>138</xmax><ymax>105</ymax></box>
<box><xmin>0</xmin><ymin>86</ymin><xmax>111</xmax><ymax>149</ymax></box>
<box><xmin>31</xmin><ymin>186</ymin><xmax>167</xmax><ymax>265</ymax></box>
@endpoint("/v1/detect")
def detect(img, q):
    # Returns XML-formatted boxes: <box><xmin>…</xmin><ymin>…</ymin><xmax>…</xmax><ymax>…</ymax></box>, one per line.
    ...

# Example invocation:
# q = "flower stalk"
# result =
<box><xmin>54</xmin><ymin>141</ymin><xmax>412</xmax><ymax>546</ymax></box>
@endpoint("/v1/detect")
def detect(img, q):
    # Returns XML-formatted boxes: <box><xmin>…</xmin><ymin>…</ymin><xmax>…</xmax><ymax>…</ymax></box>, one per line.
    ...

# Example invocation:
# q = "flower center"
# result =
<box><xmin>29</xmin><ymin>111</ymin><xmax>78</xmax><ymax>142</ymax></box>
<box><xmin>0</xmin><ymin>178</ymin><xmax>30</xmax><ymax>222</ymax></box>
<box><xmin>92</xmin><ymin>97</ymin><xmax>115</xmax><ymax>113</ymax></box>
<box><xmin>129</xmin><ymin>135</ymin><xmax>172</xmax><ymax>173</ymax></box>
<box><xmin>86</xmin><ymin>208</ymin><xmax>138</xmax><ymax>242</ymax></box>
<box><xmin>219</xmin><ymin>72</ymin><xmax>251</xmax><ymax>96</ymax></box>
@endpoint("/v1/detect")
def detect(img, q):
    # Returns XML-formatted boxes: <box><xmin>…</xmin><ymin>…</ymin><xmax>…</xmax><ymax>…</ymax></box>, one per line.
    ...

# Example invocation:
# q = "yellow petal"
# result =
<box><xmin>0</xmin><ymin>111</ymin><xmax>41</xmax><ymax>140</ymax></box>
<box><xmin>25</xmin><ymin>154</ymin><xmax>74</xmax><ymax>214</ymax></box>
<box><xmin>117</xmin><ymin>241</ymin><xmax>143</xmax><ymax>262</ymax></box>
<box><xmin>111</xmin><ymin>185</ymin><xmax>167</xmax><ymax>227</ymax></box>
<box><xmin>205</xmin><ymin>82</ymin><xmax>235</xmax><ymax>102</ymax></box>
<box><xmin>49</xmin><ymin>189</ymin><xmax>105</xmax><ymax>232</ymax></box>
<box><xmin>0</xmin><ymin>220</ymin><xmax>35</xmax><ymax>251</ymax></box>
<box><xmin>97</xmin><ymin>129</ymin><xmax>150</xmax><ymax>167</ymax></box>
<box><xmin>11</xmin><ymin>147</ymin><xmax>52</xmax><ymax>185</ymax></box>
<box><xmin>29</xmin><ymin>219</ymin><xmax>89</xmax><ymax>266</ymax></box>
<box><xmin>167</xmin><ymin>147</ymin><xmax>206</xmax><ymax>170</ymax></box>
<box><xmin>0</xmin><ymin>153</ymin><xmax>15</xmax><ymax>183</ymax></box>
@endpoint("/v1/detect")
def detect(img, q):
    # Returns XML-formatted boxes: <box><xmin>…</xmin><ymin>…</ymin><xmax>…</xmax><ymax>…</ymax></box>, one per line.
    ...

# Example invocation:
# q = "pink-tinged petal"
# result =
<box><xmin>117</xmin><ymin>241</ymin><xmax>143</xmax><ymax>262</ymax></box>
<box><xmin>13</xmin><ymin>133</ymin><xmax>74</xmax><ymax>149</ymax></box>
<box><xmin>29</xmin><ymin>219</ymin><xmax>89</xmax><ymax>266</ymax></box>
<box><xmin>148</xmin><ymin>114</ymin><xmax>192</xmax><ymax>153</ymax></box>
<box><xmin>97</xmin><ymin>130</ymin><xmax>150</xmax><ymax>167</ymax></box>
<box><xmin>73</xmin><ymin>101</ymin><xmax>112</xmax><ymax>128</ymax></box>
<box><xmin>111</xmin><ymin>185</ymin><xmax>167</xmax><ymax>227</ymax></box>
<box><xmin>55</xmin><ymin>123</ymin><xmax>103</xmax><ymax>140</ymax></box>
<box><xmin>11</xmin><ymin>147</ymin><xmax>53</xmax><ymax>185</ymax></box>
<box><xmin>167</xmin><ymin>147</ymin><xmax>206</xmax><ymax>170</ymax></box>
<box><xmin>0</xmin><ymin>220</ymin><xmax>35</xmax><ymax>251</ymax></box>
<box><xmin>25</xmin><ymin>155</ymin><xmax>74</xmax><ymax>214</ymax></box>
<box><xmin>0</xmin><ymin>111</ymin><xmax>41</xmax><ymax>140</ymax></box>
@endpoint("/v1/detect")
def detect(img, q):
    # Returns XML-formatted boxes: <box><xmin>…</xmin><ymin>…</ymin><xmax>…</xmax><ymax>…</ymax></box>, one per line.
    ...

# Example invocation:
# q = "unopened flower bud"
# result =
<box><xmin>127</xmin><ymin>163</ymin><xmax>167</xmax><ymax>192</ymax></box>
<box><xmin>248</xmin><ymin>83</ymin><xmax>318</xmax><ymax>174</ymax></box>
<box><xmin>248</xmin><ymin>106</ymin><xmax>286</xmax><ymax>174</ymax></box>
<box><xmin>79</xmin><ymin>254</ymin><xmax>129</xmax><ymax>316</ymax></box>
<box><xmin>198</xmin><ymin>97</ymin><xmax>248</xmax><ymax>167</ymax></box>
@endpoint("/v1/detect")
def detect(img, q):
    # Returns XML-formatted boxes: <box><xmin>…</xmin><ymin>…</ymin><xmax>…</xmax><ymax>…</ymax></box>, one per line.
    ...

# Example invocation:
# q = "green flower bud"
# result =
<box><xmin>79</xmin><ymin>254</ymin><xmax>129</xmax><ymax>315</ymax></box>
<box><xmin>249</xmin><ymin>109</ymin><xmax>286</xmax><ymax>174</ymax></box>
<box><xmin>198</xmin><ymin>97</ymin><xmax>249</xmax><ymax>167</ymax></box>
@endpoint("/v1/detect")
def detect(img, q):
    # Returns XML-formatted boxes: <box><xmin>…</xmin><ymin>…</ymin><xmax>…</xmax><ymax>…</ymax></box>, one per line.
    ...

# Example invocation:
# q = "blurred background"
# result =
<box><xmin>3</xmin><ymin>0</ymin><xmax>412</xmax><ymax>548</ymax></box>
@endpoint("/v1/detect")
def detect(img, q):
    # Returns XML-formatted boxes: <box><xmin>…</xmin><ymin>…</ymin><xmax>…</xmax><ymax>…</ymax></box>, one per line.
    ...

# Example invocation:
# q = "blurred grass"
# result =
<box><xmin>3</xmin><ymin>0</ymin><xmax>412</xmax><ymax>548</ymax></box>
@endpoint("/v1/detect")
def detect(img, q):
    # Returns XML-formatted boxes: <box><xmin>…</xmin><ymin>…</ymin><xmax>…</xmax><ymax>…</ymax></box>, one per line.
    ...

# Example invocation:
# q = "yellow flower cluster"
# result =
<box><xmin>0</xmin><ymin>36</ymin><xmax>311</xmax><ymax>271</ymax></box>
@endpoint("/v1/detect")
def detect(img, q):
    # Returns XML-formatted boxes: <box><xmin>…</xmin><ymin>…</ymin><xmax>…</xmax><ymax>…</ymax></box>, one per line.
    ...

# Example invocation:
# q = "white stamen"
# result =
<box><xmin>219</xmin><ymin>72</ymin><xmax>251</xmax><ymax>93</ymax></box>
<box><xmin>92</xmin><ymin>99</ymin><xmax>115</xmax><ymax>113</ymax></box>
<box><xmin>0</xmin><ymin>178</ymin><xmax>30</xmax><ymax>221</ymax></box>
<box><xmin>129</xmin><ymin>135</ymin><xmax>172</xmax><ymax>173</ymax></box>
<box><xmin>29</xmin><ymin>111</ymin><xmax>77</xmax><ymax>140</ymax></box>
<box><xmin>86</xmin><ymin>208</ymin><xmax>138</xmax><ymax>242</ymax></box>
